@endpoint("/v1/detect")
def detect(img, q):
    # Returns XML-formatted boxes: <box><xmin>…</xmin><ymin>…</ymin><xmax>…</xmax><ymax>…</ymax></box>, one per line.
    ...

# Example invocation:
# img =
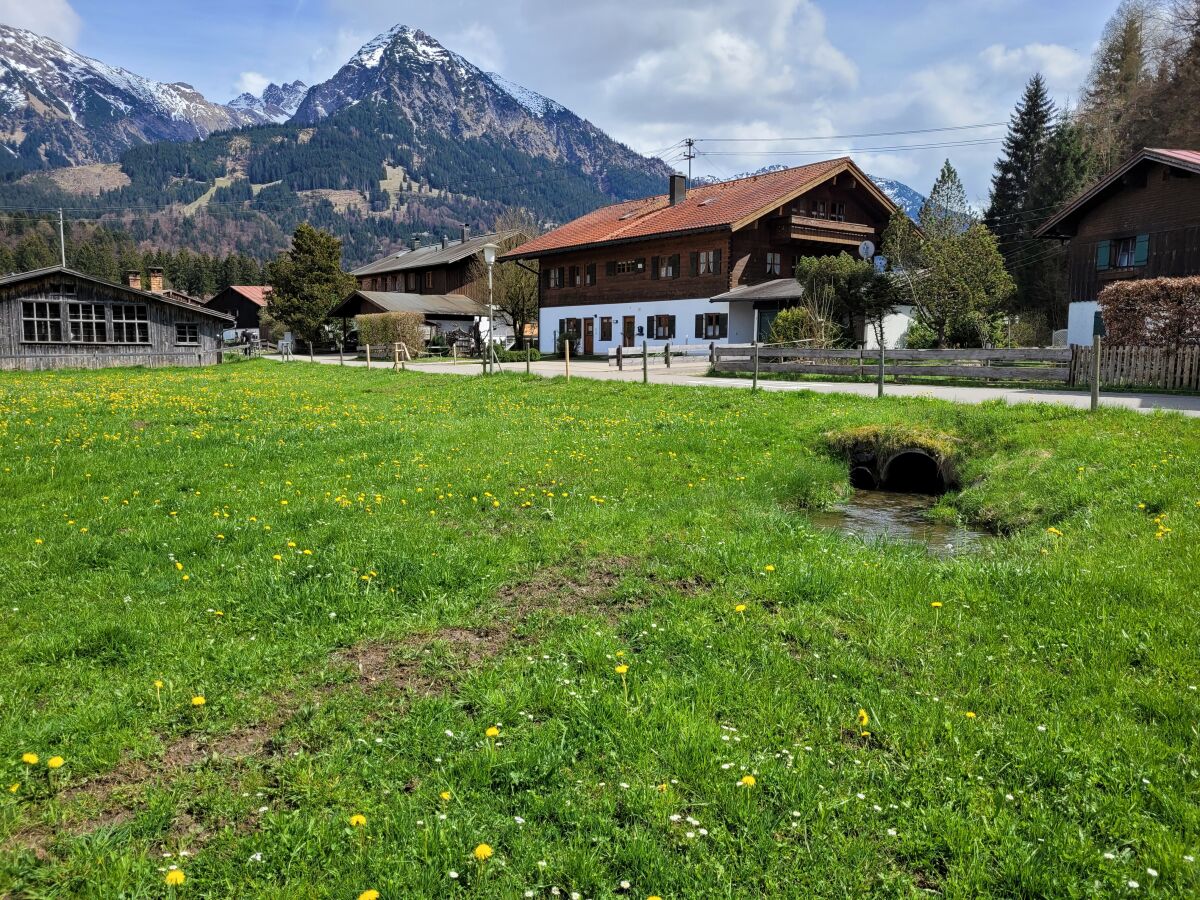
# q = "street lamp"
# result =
<box><xmin>482</xmin><ymin>242</ymin><xmax>499</xmax><ymax>375</ymax></box>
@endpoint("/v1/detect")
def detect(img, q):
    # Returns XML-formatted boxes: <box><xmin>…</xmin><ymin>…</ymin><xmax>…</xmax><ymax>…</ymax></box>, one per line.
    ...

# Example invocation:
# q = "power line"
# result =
<box><xmin>696</xmin><ymin>138</ymin><xmax>1005</xmax><ymax>157</ymax></box>
<box><xmin>694</xmin><ymin>122</ymin><xmax>1007</xmax><ymax>143</ymax></box>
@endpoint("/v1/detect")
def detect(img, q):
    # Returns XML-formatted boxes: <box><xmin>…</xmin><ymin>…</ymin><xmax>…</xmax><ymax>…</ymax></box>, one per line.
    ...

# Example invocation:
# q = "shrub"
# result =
<box><xmin>355</xmin><ymin>312</ymin><xmax>426</xmax><ymax>351</ymax></box>
<box><xmin>1099</xmin><ymin>277</ymin><xmax>1200</xmax><ymax>346</ymax></box>
<box><xmin>495</xmin><ymin>347</ymin><xmax>541</xmax><ymax>363</ymax></box>
<box><xmin>767</xmin><ymin>302</ymin><xmax>842</xmax><ymax>347</ymax></box>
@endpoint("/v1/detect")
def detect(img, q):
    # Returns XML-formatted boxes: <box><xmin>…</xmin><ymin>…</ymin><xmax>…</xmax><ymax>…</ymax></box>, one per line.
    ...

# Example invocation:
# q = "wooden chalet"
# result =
<box><xmin>206</xmin><ymin>285</ymin><xmax>271</xmax><ymax>332</ymax></box>
<box><xmin>1036</xmin><ymin>148</ymin><xmax>1200</xmax><ymax>345</ymax></box>
<box><xmin>506</xmin><ymin>158</ymin><xmax>898</xmax><ymax>354</ymax></box>
<box><xmin>0</xmin><ymin>266</ymin><xmax>232</xmax><ymax>371</ymax></box>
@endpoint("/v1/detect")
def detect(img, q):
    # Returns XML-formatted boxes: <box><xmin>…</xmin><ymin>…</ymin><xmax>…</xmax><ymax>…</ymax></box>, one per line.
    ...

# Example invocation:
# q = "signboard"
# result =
<box><xmin>858</xmin><ymin>240</ymin><xmax>875</xmax><ymax>260</ymax></box>
<box><xmin>873</xmin><ymin>255</ymin><xmax>887</xmax><ymax>274</ymax></box>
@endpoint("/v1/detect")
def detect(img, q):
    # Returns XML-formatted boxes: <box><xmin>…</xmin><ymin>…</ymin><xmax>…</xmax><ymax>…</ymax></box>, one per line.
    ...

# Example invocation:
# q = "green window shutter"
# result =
<box><xmin>667</xmin><ymin>315</ymin><xmax>676</xmax><ymax>337</ymax></box>
<box><xmin>695</xmin><ymin>313</ymin><xmax>704</xmax><ymax>338</ymax></box>
<box><xmin>1096</xmin><ymin>241</ymin><xmax>1110</xmax><ymax>270</ymax></box>
<box><xmin>670</xmin><ymin>254</ymin><xmax>681</xmax><ymax>278</ymax></box>
<box><xmin>718</xmin><ymin>314</ymin><xmax>728</xmax><ymax>338</ymax></box>
<box><xmin>713</xmin><ymin>249</ymin><xmax>722</xmax><ymax>275</ymax></box>
<box><xmin>646</xmin><ymin>315</ymin><xmax>654</xmax><ymax>337</ymax></box>
<box><xmin>1134</xmin><ymin>233</ymin><xmax>1150</xmax><ymax>266</ymax></box>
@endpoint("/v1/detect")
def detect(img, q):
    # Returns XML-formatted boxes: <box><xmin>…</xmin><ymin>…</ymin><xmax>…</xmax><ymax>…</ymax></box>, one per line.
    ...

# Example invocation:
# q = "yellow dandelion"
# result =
<box><xmin>8</xmin><ymin>783</ymin><xmax>18</xmax><ymax>793</ymax></box>
<box><xmin>930</xmin><ymin>601</ymin><xmax>943</xmax><ymax>608</ymax></box>
<box><xmin>358</xmin><ymin>892</ymin><xmax>380</xmax><ymax>900</ymax></box>
<box><xmin>349</xmin><ymin>813</ymin><xmax>367</xmax><ymax>827</ymax></box>
<box><xmin>46</xmin><ymin>756</ymin><xmax>64</xmax><ymax>769</ymax></box>
<box><xmin>164</xmin><ymin>868</ymin><xmax>185</xmax><ymax>886</ymax></box>
<box><xmin>764</xmin><ymin>564</ymin><xmax>775</xmax><ymax>572</ymax></box>
<box><xmin>485</xmin><ymin>726</ymin><xmax>500</xmax><ymax>738</ymax></box>
<box><xmin>154</xmin><ymin>679</ymin><xmax>164</xmax><ymax>689</ymax></box>
<box><xmin>191</xmin><ymin>695</ymin><xmax>206</xmax><ymax>707</ymax></box>
<box><xmin>734</xmin><ymin>604</ymin><xmax>747</xmax><ymax>613</ymax></box>
<box><xmin>965</xmin><ymin>711</ymin><xmax>977</xmax><ymax>719</ymax></box>
<box><xmin>857</xmin><ymin>708</ymin><xmax>870</xmax><ymax>727</ymax></box>
<box><xmin>21</xmin><ymin>753</ymin><xmax>38</xmax><ymax>765</ymax></box>
<box><xmin>439</xmin><ymin>790</ymin><xmax>452</xmax><ymax>801</ymax></box>
<box><xmin>739</xmin><ymin>774</ymin><xmax>756</xmax><ymax>787</ymax></box>
<box><xmin>473</xmin><ymin>843</ymin><xmax>494</xmax><ymax>861</ymax></box>
<box><xmin>175</xmin><ymin>561</ymin><xmax>184</xmax><ymax>570</ymax></box>
<box><xmin>615</xmin><ymin>664</ymin><xmax>629</xmax><ymax>675</ymax></box>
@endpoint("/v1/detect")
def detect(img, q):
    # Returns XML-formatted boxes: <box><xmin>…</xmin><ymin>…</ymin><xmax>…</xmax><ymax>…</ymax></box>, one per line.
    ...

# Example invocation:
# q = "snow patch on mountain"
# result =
<box><xmin>868</xmin><ymin>176</ymin><xmax>925</xmax><ymax>221</ymax></box>
<box><xmin>229</xmin><ymin>80</ymin><xmax>308</xmax><ymax>123</ymax></box>
<box><xmin>485</xmin><ymin>72</ymin><xmax>565</xmax><ymax>118</ymax></box>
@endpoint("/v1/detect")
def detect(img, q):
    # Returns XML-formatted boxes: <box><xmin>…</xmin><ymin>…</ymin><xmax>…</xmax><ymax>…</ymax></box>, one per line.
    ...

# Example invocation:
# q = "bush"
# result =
<box><xmin>1099</xmin><ymin>277</ymin><xmax>1200</xmax><ymax>346</ymax></box>
<box><xmin>767</xmin><ymin>303</ymin><xmax>842</xmax><ymax>347</ymax></box>
<box><xmin>495</xmin><ymin>347</ymin><xmax>541</xmax><ymax>363</ymax></box>
<box><xmin>355</xmin><ymin>312</ymin><xmax>425</xmax><ymax>351</ymax></box>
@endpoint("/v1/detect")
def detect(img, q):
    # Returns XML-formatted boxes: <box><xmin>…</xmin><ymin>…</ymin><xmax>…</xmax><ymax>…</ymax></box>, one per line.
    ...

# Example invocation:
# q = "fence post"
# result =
<box><xmin>709</xmin><ymin>342</ymin><xmax>716</xmax><ymax>367</ymax></box>
<box><xmin>617</xmin><ymin>344</ymin><xmax>624</xmax><ymax>371</ymax></box>
<box><xmin>877</xmin><ymin>344</ymin><xmax>885</xmax><ymax>398</ymax></box>
<box><xmin>752</xmin><ymin>342</ymin><xmax>759</xmax><ymax>392</ymax></box>
<box><xmin>664</xmin><ymin>341</ymin><xmax>671</xmax><ymax>369</ymax></box>
<box><xmin>339</xmin><ymin>341</ymin><xmax>344</xmax><ymax>366</ymax></box>
<box><xmin>365</xmin><ymin>344</ymin><xmax>371</xmax><ymax>370</ymax></box>
<box><xmin>564</xmin><ymin>339</ymin><xmax>571</xmax><ymax>382</ymax></box>
<box><xmin>1090</xmin><ymin>334</ymin><xmax>1101</xmax><ymax>412</ymax></box>
<box><xmin>526</xmin><ymin>344</ymin><xmax>531</xmax><ymax>375</ymax></box>
<box><xmin>393</xmin><ymin>342</ymin><xmax>400</xmax><ymax>371</ymax></box>
<box><xmin>642</xmin><ymin>340</ymin><xmax>649</xmax><ymax>384</ymax></box>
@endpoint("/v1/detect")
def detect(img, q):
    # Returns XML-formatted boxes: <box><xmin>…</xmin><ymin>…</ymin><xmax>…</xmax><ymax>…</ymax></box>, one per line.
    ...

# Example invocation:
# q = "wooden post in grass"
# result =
<box><xmin>365</xmin><ymin>344</ymin><xmax>371</xmax><ymax>370</ymax></box>
<box><xmin>339</xmin><ymin>341</ymin><xmax>344</xmax><ymax>366</ymax></box>
<box><xmin>617</xmin><ymin>344</ymin><xmax>624</xmax><ymax>371</ymax></box>
<box><xmin>664</xmin><ymin>342</ymin><xmax>671</xmax><ymax>369</ymax></box>
<box><xmin>642</xmin><ymin>341</ymin><xmax>649</xmax><ymax>384</ymax></box>
<box><xmin>877</xmin><ymin>343</ymin><xmax>885</xmax><ymax>398</ymax></box>
<box><xmin>1091</xmin><ymin>333</ymin><xmax>1101</xmax><ymax>412</ymax></box>
<box><xmin>752</xmin><ymin>342</ymin><xmax>759</xmax><ymax>392</ymax></box>
<box><xmin>564</xmin><ymin>339</ymin><xmax>571</xmax><ymax>381</ymax></box>
<box><xmin>526</xmin><ymin>344</ymin><xmax>531</xmax><ymax>375</ymax></box>
<box><xmin>709</xmin><ymin>342</ymin><xmax>716</xmax><ymax>367</ymax></box>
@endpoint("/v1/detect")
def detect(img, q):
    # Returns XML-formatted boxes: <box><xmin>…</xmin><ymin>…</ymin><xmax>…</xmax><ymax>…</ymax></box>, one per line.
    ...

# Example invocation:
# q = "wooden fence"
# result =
<box><xmin>712</xmin><ymin>346</ymin><xmax>1073</xmax><ymax>382</ymax></box>
<box><xmin>1069</xmin><ymin>345</ymin><xmax>1200</xmax><ymax>391</ymax></box>
<box><xmin>0</xmin><ymin>349</ymin><xmax>222</xmax><ymax>372</ymax></box>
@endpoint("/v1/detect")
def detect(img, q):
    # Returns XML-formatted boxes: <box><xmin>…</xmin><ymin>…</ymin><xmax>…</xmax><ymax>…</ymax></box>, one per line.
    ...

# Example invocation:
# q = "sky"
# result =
<box><xmin>0</xmin><ymin>0</ymin><xmax>1120</xmax><ymax>204</ymax></box>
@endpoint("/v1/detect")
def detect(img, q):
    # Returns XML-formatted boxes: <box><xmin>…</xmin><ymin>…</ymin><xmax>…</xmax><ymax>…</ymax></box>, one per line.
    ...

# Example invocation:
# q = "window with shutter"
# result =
<box><xmin>606</xmin><ymin>261</ymin><xmax>617</xmax><ymax>277</ymax></box>
<box><xmin>695</xmin><ymin>314</ymin><xmax>704</xmax><ymax>338</ymax></box>
<box><xmin>690</xmin><ymin>252</ymin><xmax>699</xmax><ymax>277</ymax></box>
<box><xmin>719</xmin><ymin>313</ymin><xmax>728</xmax><ymax>338</ymax></box>
<box><xmin>651</xmin><ymin>256</ymin><xmax>660</xmax><ymax>280</ymax></box>
<box><xmin>586</xmin><ymin>263</ymin><xmax>596</xmax><ymax>285</ymax></box>
<box><xmin>713</xmin><ymin>249</ymin><xmax>722</xmax><ymax>275</ymax></box>
<box><xmin>667</xmin><ymin>315</ymin><xmax>676</xmax><ymax>337</ymax></box>
<box><xmin>1133</xmin><ymin>233</ymin><xmax>1149</xmax><ymax>267</ymax></box>
<box><xmin>1096</xmin><ymin>241</ymin><xmax>1111</xmax><ymax>270</ymax></box>
<box><xmin>669</xmin><ymin>255</ymin><xmax>680</xmax><ymax>279</ymax></box>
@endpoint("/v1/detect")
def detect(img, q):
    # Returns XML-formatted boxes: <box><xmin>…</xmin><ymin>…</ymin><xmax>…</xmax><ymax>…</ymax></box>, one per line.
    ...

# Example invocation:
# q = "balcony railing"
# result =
<box><xmin>768</xmin><ymin>215</ymin><xmax>876</xmax><ymax>246</ymax></box>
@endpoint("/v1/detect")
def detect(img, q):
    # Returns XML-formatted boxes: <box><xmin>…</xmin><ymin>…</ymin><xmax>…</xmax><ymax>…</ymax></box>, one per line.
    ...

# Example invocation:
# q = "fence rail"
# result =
<box><xmin>0</xmin><ymin>349</ymin><xmax>222</xmax><ymax>372</ymax></box>
<box><xmin>712</xmin><ymin>345</ymin><xmax>1073</xmax><ymax>383</ymax></box>
<box><xmin>608</xmin><ymin>342</ymin><xmax>716</xmax><ymax>370</ymax></box>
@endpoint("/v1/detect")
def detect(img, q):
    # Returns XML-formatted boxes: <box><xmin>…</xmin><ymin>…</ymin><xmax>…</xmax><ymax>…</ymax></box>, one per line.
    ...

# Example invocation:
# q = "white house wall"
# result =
<box><xmin>1067</xmin><ymin>301</ymin><xmax>1099</xmax><ymax>346</ymax></box>
<box><xmin>539</xmin><ymin>298</ymin><xmax>732</xmax><ymax>354</ymax></box>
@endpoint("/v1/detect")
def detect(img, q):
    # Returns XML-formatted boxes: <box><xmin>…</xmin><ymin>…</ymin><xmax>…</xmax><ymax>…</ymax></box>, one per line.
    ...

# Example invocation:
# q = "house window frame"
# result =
<box><xmin>21</xmin><ymin>301</ymin><xmax>64</xmax><ymax>343</ymax></box>
<box><xmin>175</xmin><ymin>322</ymin><xmax>200</xmax><ymax>345</ymax></box>
<box><xmin>766</xmin><ymin>251</ymin><xmax>782</xmax><ymax>276</ymax></box>
<box><xmin>600</xmin><ymin>317</ymin><xmax>613</xmax><ymax>341</ymax></box>
<box><xmin>68</xmin><ymin>302</ymin><xmax>107</xmax><ymax>343</ymax></box>
<box><xmin>615</xmin><ymin>259</ymin><xmax>642</xmax><ymax>275</ymax></box>
<box><xmin>111</xmin><ymin>303</ymin><xmax>150</xmax><ymax>344</ymax></box>
<box><xmin>1114</xmin><ymin>236</ymin><xmax>1137</xmax><ymax>268</ymax></box>
<box><xmin>652</xmin><ymin>314</ymin><xmax>674</xmax><ymax>339</ymax></box>
<box><xmin>548</xmin><ymin>267</ymin><xmax>562</xmax><ymax>289</ymax></box>
<box><xmin>829</xmin><ymin>202</ymin><xmax>846</xmax><ymax>222</ymax></box>
<box><xmin>703</xmin><ymin>312</ymin><xmax>724</xmax><ymax>339</ymax></box>
<box><xmin>585</xmin><ymin>263</ymin><xmax>596</xmax><ymax>286</ymax></box>
<box><xmin>698</xmin><ymin>251</ymin><xmax>716</xmax><ymax>275</ymax></box>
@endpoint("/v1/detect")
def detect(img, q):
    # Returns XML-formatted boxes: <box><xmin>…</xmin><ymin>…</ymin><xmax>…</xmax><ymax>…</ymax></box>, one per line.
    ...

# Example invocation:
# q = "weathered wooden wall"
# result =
<box><xmin>0</xmin><ymin>273</ymin><xmax>226</xmax><ymax>371</ymax></box>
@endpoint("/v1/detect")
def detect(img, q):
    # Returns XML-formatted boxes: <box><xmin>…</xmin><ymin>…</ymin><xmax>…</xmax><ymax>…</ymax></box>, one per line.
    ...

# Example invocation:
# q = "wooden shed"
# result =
<box><xmin>0</xmin><ymin>266</ymin><xmax>234</xmax><ymax>371</ymax></box>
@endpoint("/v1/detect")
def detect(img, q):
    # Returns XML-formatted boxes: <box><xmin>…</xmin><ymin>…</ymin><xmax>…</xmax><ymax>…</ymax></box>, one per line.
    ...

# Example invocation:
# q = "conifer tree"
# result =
<box><xmin>985</xmin><ymin>74</ymin><xmax>1055</xmax><ymax>251</ymax></box>
<box><xmin>266</xmin><ymin>224</ymin><xmax>355</xmax><ymax>357</ymax></box>
<box><xmin>918</xmin><ymin>160</ymin><xmax>974</xmax><ymax>240</ymax></box>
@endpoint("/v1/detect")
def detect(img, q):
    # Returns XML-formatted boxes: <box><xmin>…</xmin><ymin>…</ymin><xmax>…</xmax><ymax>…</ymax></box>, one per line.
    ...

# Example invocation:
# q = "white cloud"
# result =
<box><xmin>981</xmin><ymin>42</ymin><xmax>1089</xmax><ymax>88</ymax></box>
<box><xmin>0</xmin><ymin>0</ymin><xmax>82</xmax><ymax>44</ymax></box>
<box><xmin>446</xmin><ymin>23</ymin><xmax>503</xmax><ymax>73</ymax></box>
<box><xmin>235</xmin><ymin>71</ymin><xmax>271</xmax><ymax>97</ymax></box>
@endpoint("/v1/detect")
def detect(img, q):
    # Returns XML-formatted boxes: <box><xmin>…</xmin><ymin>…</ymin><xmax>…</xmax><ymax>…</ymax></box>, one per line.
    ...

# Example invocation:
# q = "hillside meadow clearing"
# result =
<box><xmin>0</xmin><ymin>361</ymin><xmax>1198</xmax><ymax>898</ymax></box>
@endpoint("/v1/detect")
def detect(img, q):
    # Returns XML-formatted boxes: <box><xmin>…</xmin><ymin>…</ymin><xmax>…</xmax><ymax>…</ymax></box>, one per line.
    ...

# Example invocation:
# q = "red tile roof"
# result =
<box><xmin>511</xmin><ymin>157</ymin><xmax>888</xmax><ymax>258</ymax></box>
<box><xmin>228</xmin><ymin>286</ymin><xmax>271</xmax><ymax>307</ymax></box>
<box><xmin>1151</xmin><ymin>148</ymin><xmax>1200</xmax><ymax>168</ymax></box>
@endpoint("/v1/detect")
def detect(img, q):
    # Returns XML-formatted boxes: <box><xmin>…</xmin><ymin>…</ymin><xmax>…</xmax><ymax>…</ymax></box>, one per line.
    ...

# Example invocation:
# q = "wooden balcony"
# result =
<box><xmin>768</xmin><ymin>215</ymin><xmax>877</xmax><ymax>246</ymax></box>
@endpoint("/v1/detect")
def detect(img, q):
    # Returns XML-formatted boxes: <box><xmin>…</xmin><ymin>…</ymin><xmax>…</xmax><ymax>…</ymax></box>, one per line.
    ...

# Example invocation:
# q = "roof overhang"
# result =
<box><xmin>1035</xmin><ymin>148</ymin><xmax>1200</xmax><ymax>239</ymax></box>
<box><xmin>330</xmin><ymin>290</ymin><xmax>486</xmax><ymax>319</ymax></box>
<box><xmin>710</xmin><ymin>279</ymin><xmax>806</xmax><ymax>304</ymax></box>
<box><xmin>730</xmin><ymin>158</ymin><xmax>898</xmax><ymax>232</ymax></box>
<box><xmin>502</xmin><ymin>224</ymin><xmax>730</xmax><ymax>261</ymax></box>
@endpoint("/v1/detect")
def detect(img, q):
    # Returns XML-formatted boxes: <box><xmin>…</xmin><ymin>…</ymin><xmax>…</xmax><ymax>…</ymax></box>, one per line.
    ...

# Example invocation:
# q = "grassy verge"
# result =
<box><xmin>0</xmin><ymin>361</ymin><xmax>1197</xmax><ymax>897</ymax></box>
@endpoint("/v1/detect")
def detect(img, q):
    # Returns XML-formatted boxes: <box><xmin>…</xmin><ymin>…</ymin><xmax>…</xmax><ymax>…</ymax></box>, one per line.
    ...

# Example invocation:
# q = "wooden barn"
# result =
<box><xmin>0</xmin><ymin>266</ymin><xmax>233</xmax><ymax>371</ymax></box>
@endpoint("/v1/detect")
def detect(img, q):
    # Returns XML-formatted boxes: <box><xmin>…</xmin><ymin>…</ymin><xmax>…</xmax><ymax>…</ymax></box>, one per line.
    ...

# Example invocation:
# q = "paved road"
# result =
<box><xmin>267</xmin><ymin>354</ymin><xmax>1200</xmax><ymax>417</ymax></box>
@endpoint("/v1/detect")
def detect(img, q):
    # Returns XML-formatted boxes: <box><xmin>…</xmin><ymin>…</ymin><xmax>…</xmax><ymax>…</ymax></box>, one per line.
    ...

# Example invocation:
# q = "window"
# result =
<box><xmin>424</xmin><ymin>271</ymin><xmax>434</xmax><ymax>290</ymax></box>
<box><xmin>68</xmin><ymin>303</ymin><xmax>107</xmax><ymax>343</ymax></box>
<box><xmin>615</xmin><ymin>259</ymin><xmax>643</xmax><ymax>275</ymax></box>
<box><xmin>50</xmin><ymin>281</ymin><xmax>76</xmax><ymax>297</ymax></box>
<box><xmin>585</xmin><ymin>263</ymin><xmax>596</xmax><ymax>286</ymax></box>
<box><xmin>695</xmin><ymin>312</ymin><xmax>728</xmax><ymax>339</ymax></box>
<box><xmin>829</xmin><ymin>202</ymin><xmax>846</xmax><ymax>222</ymax></box>
<box><xmin>600</xmin><ymin>317</ymin><xmax>613</xmax><ymax>341</ymax></box>
<box><xmin>548</xmin><ymin>267</ymin><xmax>562</xmax><ymax>288</ymax></box>
<box><xmin>1115</xmin><ymin>237</ymin><xmax>1137</xmax><ymax>268</ymax></box>
<box><xmin>570</xmin><ymin>266</ymin><xmax>581</xmax><ymax>287</ymax></box>
<box><xmin>22</xmin><ymin>301</ymin><xmax>63</xmax><ymax>343</ymax></box>
<box><xmin>175</xmin><ymin>322</ymin><xmax>200</xmax><ymax>345</ymax></box>
<box><xmin>1100</xmin><ymin>234</ymin><xmax>1149</xmax><ymax>270</ymax></box>
<box><xmin>811</xmin><ymin>200</ymin><xmax>827</xmax><ymax>219</ymax></box>
<box><xmin>698</xmin><ymin>250</ymin><xmax>718</xmax><ymax>275</ymax></box>
<box><xmin>651</xmin><ymin>254</ymin><xmax>680</xmax><ymax>280</ymax></box>
<box><xmin>112</xmin><ymin>304</ymin><xmax>149</xmax><ymax>343</ymax></box>
<box><xmin>766</xmin><ymin>252</ymin><xmax>782</xmax><ymax>276</ymax></box>
<box><xmin>648</xmin><ymin>314</ymin><xmax>675</xmax><ymax>339</ymax></box>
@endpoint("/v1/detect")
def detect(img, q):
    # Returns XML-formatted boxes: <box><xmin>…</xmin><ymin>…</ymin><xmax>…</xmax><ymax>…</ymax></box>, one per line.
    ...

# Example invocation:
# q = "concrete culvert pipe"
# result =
<box><xmin>849</xmin><ymin>466</ymin><xmax>878</xmax><ymax>489</ymax></box>
<box><xmin>881</xmin><ymin>450</ymin><xmax>946</xmax><ymax>495</ymax></box>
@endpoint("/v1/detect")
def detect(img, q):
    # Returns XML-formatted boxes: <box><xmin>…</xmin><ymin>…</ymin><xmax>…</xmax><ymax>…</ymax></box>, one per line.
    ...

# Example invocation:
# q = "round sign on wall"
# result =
<box><xmin>858</xmin><ymin>240</ymin><xmax>876</xmax><ymax>260</ymax></box>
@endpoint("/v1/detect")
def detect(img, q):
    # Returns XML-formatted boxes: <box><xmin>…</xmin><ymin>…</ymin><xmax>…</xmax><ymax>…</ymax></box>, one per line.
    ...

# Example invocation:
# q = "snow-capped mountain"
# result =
<box><xmin>291</xmin><ymin>25</ymin><xmax>669</xmax><ymax>181</ymax></box>
<box><xmin>869</xmin><ymin>176</ymin><xmax>925</xmax><ymax>221</ymax></box>
<box><xmin>228</xmin><ymin>80</ymin><xmax>308</xmax><ymax>124</ymax></box>
<box><xmin>0</xmin><ymin>24</ymin><xmax>277</xmax><ymax>170</ymax></box>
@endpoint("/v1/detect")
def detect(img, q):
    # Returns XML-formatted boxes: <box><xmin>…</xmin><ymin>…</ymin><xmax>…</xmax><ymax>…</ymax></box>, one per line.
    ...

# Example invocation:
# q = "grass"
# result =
<box><xmin>0</xmin><ymin>360</ymin><xmax>1198</xmax><ymax>898</ymax></box>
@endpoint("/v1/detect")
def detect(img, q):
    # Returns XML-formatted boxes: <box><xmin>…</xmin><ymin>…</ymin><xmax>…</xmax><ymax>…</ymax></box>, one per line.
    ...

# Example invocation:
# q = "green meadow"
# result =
<box><xmin>0</xmin><ymin>361</ymin><xmax>1197</xmax><ymax>898</ymax></box>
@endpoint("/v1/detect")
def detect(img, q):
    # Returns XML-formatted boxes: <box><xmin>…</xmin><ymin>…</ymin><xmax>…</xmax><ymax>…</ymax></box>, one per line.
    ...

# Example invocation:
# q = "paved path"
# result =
<box><xmin>267</xmin><ymin>354</ymin><xmax>1200</xmax><ymax>417</ymax></box>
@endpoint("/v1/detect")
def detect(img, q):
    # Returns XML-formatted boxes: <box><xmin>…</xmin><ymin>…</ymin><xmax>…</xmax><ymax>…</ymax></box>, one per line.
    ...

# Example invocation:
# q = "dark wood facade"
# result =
<box><xmin>0</xmin><ymin>267</ymin><xmax>231</xmax><ymax>371</ymax></box>
<box><xmin>533</xmin><ymin>175</ymin><xmax>889</xmax><ymax>312</ymax></box>
<box><xmin>1038</xmin><ymin>151</ymin><xmax>1200</xmax><ymax>303</ymax></box>
<box><xmin>206</xmin><ymin>286</ymin><xmax>268</xmax><ymax>331</ymax></box>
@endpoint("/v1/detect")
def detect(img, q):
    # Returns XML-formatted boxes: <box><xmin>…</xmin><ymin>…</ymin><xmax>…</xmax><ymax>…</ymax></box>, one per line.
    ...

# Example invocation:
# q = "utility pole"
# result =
<box><xmin>57</xmin><ymin>209</ymin><xmax>66</xmax><ymax>268</ymax></box>
<box><xmin>683</xmin><ymin>138</ymin><xmax>696</xmax><ymax>182</ymax></box>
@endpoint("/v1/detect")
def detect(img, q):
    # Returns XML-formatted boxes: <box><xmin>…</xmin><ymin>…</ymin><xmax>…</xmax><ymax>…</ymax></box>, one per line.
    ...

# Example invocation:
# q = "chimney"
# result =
<box><xmin>126</xmin><ymin>270</ymin><xmax>141</xmax><ymax>289</ymax></box>
<box><xmin>441</xmin><ymin>234</ymin><xmax>449</xmax><ymax>250</ymax></box>
<box><xmin>461</xmin><ymin>223</ymin><xmax>470</xmax><ymax>243</ymax></box>
<box><xmin>148</xmin><ymin>267</ymin><xmax>164</xmax><ymax>294</ymax></box>
<box><xmin>669</xmin><ymin>174</ymin><xmax>687</xmax><ymax>206</ymax></box>
<box><xmin>412</xmin><ymin>236</ymin><xmax>422</xmax><ymax>251</ymax></box>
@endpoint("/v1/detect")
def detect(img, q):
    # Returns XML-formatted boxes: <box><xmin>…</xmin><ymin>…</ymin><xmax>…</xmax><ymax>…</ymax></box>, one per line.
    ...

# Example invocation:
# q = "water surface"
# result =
<box><xmin>810</xmin><ymin>490</ymin><xmax>991</xmax><ymax>556</ymax></box>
